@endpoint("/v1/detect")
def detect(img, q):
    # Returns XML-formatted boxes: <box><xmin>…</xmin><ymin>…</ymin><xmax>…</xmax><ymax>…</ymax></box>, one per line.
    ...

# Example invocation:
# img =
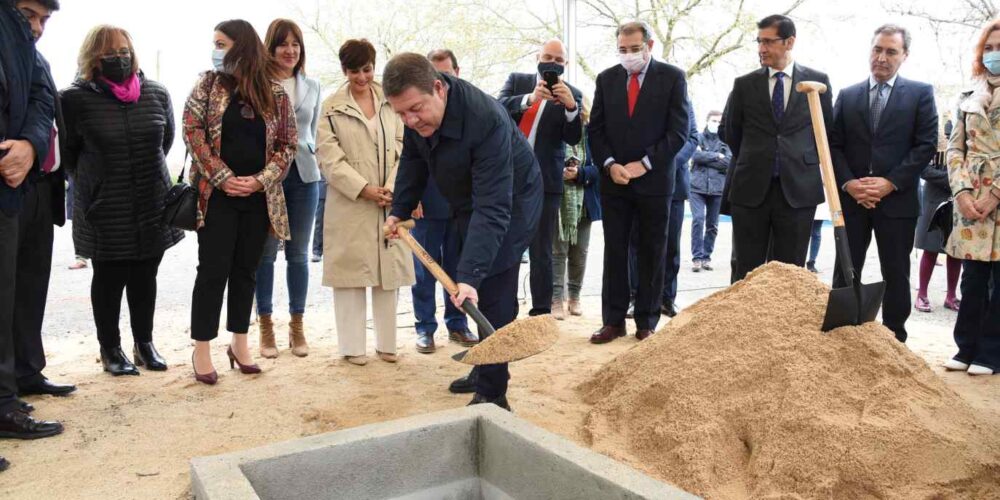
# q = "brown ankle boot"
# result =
<box><xmin>259</xmin><ymin>314</ymin><xmax>278</xmax><ymax>358</ymax></box>
<box><xmin>289</xmin><ymin>314</ymin><xmax>309</xmax><ymax>357</ymax></box>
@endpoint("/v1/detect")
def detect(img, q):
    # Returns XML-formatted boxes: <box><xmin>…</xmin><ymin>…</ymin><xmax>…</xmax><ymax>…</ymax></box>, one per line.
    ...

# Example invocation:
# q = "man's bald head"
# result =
<box><xmin>538</xmin><ymin>38</ymin><xmax>568</xmax><ymax>66</ymax></box>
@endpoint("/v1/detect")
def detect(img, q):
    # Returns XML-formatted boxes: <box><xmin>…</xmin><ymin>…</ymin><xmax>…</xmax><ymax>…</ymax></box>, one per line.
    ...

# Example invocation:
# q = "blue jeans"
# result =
<box><xmin>689</xmin><ymin>192</ymin><xmax>721</xmax><ymax>262</ymax></box>
<box><xmin>953</xmin><ymin>261</ymin><xmax>1000</xmax><ymax>370</ymax></box>
<box><xmin>807</xmin><ymin>220</ymin><xmax>823</xmax><ymax>265</ymax></box>
<box><xmin>255</xmin><ymin>167</ymin><xmax>319</xmax><ymax>315</ymax></box>
<box><xmin>410</xmin><ymin>218</ymin><xmax>467</xmax><ymax>334</ymax></box>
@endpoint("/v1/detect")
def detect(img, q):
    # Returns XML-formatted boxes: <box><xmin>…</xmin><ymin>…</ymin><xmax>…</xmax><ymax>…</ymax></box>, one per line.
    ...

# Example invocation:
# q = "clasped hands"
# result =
<box><xmin>361</xmin><ymin>184</ymin><xmax>393</xmax><ymax>207</ymax></box>
<box><xmin>221</xmin><ymin>176</ymin><xmax>264</xmax><ymax>197</ymax></box>
<box><xmin>608</xmin><ymin>161</ymin><xmax>648</xmax><ymax>185</ymax></box>
<box><xmin>0</xmin><ymin>139</ymin><xmax>36</xmax><ymax>188</ymax></box>
<box><xmin>956</xmin><ymin>188</ymin><xmax>1000</xmax><ymax>221</ymax></box>
<box><xmin>844</xmin><ymin>177</ymin><xmax>894</xmax><ymax>209</ymax></box>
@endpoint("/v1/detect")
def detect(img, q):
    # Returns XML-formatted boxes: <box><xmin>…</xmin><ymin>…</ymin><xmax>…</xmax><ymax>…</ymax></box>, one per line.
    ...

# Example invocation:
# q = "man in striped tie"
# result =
<box><xmin>588</xmin><ymin>20</ymin><xmax>691</xmax><ymax>344</ymax></box>
<box><xmin>828</xmin><ymin>24</ymin><xmax>938</xmax><ymax>343</ymax></box>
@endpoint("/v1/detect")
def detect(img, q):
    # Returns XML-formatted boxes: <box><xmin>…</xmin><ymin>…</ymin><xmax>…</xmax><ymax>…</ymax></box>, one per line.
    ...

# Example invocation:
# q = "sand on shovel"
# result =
<box><xmin>460</xmin><ymin>314</ymin><xmax>560</xmax><ymax>365</ymax></box>
<box><xmin>579</xmin><ymin>262</ymin><xmax>1000</xmax><ymax>500</ymax></box>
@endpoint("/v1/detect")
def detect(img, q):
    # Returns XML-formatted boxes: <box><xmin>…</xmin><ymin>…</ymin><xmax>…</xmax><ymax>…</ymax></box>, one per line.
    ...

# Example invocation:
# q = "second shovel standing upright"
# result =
<box><xmin>796</xmin><ymin>81</ymin><xmax>886</xmax><ymax>332</ymax></box>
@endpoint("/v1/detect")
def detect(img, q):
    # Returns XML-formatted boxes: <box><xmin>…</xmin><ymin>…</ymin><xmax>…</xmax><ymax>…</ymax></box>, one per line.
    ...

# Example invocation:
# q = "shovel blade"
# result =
<box><xmin>821</xmin><ymin>280</ymin><xmax>886</xmax><ymax>332</ymax></box>
<box><xmin>452</xmin><ymin>350</ymin><xmax>468</xmax><ymax>362</ymax></box>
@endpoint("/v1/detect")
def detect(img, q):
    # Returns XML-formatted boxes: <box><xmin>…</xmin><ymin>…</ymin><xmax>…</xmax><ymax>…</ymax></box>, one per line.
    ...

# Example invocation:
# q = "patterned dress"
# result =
<box><xmin>946</xmin><ymin>84</ymin><xmax>1000</xmax><ymax>262</ymax></box>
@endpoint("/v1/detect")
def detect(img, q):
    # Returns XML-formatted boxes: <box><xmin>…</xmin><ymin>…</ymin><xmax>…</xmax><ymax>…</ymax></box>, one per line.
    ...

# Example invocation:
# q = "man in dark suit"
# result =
<box><xmin>384</xmin><ymin>53</ymin><xmax>542</xmax><ymax>410</ymax></box>
<box><xmin>497</xmin><ymin>39</ymin><xmax>582</xmax><ymax>317</ymax></box>
<box><xmin>627</xmin><ymin>98</ymin><xmax>698</xmax><ymax>318</ymax></box>
<box><xmin>407</xmin><ymin>49</ymin><xmax>476</xmax><ymax>355</ymax></box>
<box><xmin>721</xmin><ymin>15</ymin><xmax>833</xmax><ymax>282</ymax></box>
<box><xmin>0</xmin><ymin>0</ymin><xmax>64</xmax><ymax>464</ymax></box>
<box><xmin>588</xmin><ymin>20</ymin><xmax>690</xmax><ymax>343</ymax></box>
<box><xmin>829</xmin><ymin>24</ymin><xmax>938</xmax><ymax>342</ymax></box>
<box><xmin>12</xmin><ymin>0</ymin><xmax>75</xmax><ymax>399</ymax></box>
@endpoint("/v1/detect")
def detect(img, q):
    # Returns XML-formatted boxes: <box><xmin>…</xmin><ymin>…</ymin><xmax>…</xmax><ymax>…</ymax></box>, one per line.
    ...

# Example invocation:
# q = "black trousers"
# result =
<box><xmin>473</xmin><ymin>263</ymin><xmax>521</xmax><ymax>398</ymax></box>
<box><xmin>91</xmin><ymin>254</ymin><xmax>164</xmax><ymax>349</ymax></box>
<box><xmin>731</xmin><ymin>178</ymin><xmax>815</xmax><ymax>282</ymax></box>
<box><xmin>602</xmin><ymin>191</ymin><xmax>671</xmax><ymax>330</ymax></box>
<box><xmin>191</xmin><ymin>193</ymin><xmax>270</xmax><ymax>341</ymax></box>
<box><xmin>0</xmin><ymin>211</ymin><xmax>19</xmax><ymax>414</ymax></box>
<box><xmin>833</xmin><ymin>207</ymin><xmax>917</xmax><ymax>342</ymax></box>
<box><xmin>528</xmin><ymin>194</ymin><xmax>561</xmax><ymax>315</ymax></box>
<box><xmin>13</xmin><ymin>177</ymin><xmax>54</xmax><ymax>386</ymax></box>
<box><xmin>663</xmin><ymin>198</ymin><xmax>685</xmax><ymax>304</ymax></box>
<box><xmin>953</xmin><ymin>260</ymin><xmax>1000</xmax><ymax>370</ymax></box>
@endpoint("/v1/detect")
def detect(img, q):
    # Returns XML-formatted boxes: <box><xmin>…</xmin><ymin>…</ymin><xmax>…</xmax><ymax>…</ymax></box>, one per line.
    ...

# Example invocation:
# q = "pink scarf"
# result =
<box><xmin>100</xmin><ymin>74</ymin><xmax>141</xmax><ymax>103</ymax></box>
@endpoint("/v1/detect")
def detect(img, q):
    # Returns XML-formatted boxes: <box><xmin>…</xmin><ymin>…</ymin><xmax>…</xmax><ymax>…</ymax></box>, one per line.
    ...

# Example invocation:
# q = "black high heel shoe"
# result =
<box><xmin>100</xmin><ymin>346</ymin><xmax>140</xmax><ymax>376</ymax></box>
<box><xmin>133</xmin><ymin>342</ymin><xmax>168</xmax><ymax>371</ymax></box>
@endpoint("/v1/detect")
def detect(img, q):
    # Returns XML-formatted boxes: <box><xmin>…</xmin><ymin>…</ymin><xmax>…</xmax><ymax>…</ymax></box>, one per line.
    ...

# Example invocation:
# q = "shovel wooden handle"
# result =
<box><xmin>796</xmin><ymin>81</ymin><xmax>845</xmax><ymax>229</ymax></box>
<box><xmin>391</xmin><ymin>219</ymin><xmax>496</xmax><ymax>337</ymax></box>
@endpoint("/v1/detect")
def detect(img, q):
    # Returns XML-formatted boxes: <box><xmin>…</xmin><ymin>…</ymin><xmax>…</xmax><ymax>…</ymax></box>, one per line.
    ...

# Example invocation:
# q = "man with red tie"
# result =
<box><xmin>588</xmin><ymin>21</ymin><xmax>691</xmax><ymax>343</ymax></box>
<box><xmin>497</xmin><ymin>39</ymin><xmax>583</xmax><ymax>317</ymax></box>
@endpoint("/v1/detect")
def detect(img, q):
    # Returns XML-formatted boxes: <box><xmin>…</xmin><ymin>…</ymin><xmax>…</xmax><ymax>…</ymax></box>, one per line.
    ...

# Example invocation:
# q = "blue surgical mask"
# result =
<box><xmin>984</xmin><ymin>51</ymin><xmax>1000</xmax><ymax>75</ymax></box>
<box><xmin>212</xmin><ymin>49</ymin><xmax>227</xmax><ymax>72</ymax></box>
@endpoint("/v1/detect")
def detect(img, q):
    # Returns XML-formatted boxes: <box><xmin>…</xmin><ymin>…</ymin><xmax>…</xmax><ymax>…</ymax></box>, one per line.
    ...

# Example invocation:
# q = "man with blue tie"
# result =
<box><xmin>829</xmin><ymin>24</ymin><xmax>938</xmax><ymax>343</ymax></box>
<box><xmin>721</xmin><ymin>15</ymin><xmax>834</xmax><ymax>282</ymax></box>
<box><xmin>588</xmin><ymin>20</ymin><xmax>691</xmax><ymax>343</ymax></box>
<box><xmin>497</xmin><ymin>39</ymin><xmax>583</xmax><ymax>317</ymax></box>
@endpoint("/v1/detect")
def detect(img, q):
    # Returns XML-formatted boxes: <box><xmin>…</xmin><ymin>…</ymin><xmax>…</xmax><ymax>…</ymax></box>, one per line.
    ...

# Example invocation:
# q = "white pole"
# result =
<box><xmin>563</xmin><ymin>0</ymin><xmax>578</xmax><ymax>83</ymax></box>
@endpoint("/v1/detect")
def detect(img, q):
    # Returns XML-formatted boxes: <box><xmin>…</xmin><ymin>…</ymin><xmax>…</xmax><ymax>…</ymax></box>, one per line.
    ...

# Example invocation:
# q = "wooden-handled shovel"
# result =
<box><xmin>390</xmin><ymin>219</ymin><xmax>560</xmax><ymax>364</ymax></box>
<box><xmin>796</xmin><ymin>81</ymin><xmax>886</xmax><ymax>332</ymax></box>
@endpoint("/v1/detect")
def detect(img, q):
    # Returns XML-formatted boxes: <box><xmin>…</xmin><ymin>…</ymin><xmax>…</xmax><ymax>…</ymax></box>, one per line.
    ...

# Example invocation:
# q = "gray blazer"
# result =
<box><xmin>292</xmin><ymin>73</ymin><xmax>322</xmax><ymax>183</ymax></box>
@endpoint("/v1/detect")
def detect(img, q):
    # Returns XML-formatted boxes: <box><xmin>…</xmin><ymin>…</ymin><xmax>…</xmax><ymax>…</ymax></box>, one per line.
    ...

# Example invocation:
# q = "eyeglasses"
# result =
<box><xmin>100</xmin><ymin>49</ymin><xmax>131</xmax><ymax>60</ymax></box>
<box><xmin>755</xmin><ymin>37</ymin><xmax>787</xmax><ymax>47</ymax></box>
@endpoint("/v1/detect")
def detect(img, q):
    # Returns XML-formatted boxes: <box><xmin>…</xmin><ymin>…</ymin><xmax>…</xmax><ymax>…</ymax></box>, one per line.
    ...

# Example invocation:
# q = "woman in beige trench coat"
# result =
<box><xmin>316</xmin><ymin>39</ymin><xmax>414</xmax><ymax>365</ymax></box>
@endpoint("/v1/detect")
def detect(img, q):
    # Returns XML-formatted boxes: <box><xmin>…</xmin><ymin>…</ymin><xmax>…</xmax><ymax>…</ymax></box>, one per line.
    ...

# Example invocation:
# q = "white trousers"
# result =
<box><xmin>333</xmin><ymin>286</ymin><xmax>397</xmax><ymax>356</ymax></box>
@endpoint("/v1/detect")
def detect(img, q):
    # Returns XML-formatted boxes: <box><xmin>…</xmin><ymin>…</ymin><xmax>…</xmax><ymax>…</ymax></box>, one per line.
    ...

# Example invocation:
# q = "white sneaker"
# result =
<box><xmin>967</xmin><ymin>364</ymin><xmax>994</xmax><ymax>376</ymax></box>
<box><xmin>943</xmin><ymin>359</ymin><xmax>970</xmax><ymax>371</ymax></box>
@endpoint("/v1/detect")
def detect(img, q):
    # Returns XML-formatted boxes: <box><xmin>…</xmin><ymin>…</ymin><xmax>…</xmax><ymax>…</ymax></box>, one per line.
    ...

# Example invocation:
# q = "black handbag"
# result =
<box><xmin>163</xmin><ymin>154</ymin><xmax>198</xmax><ymax>231</ymax></box>
<box><xmin>930</xmin><ymin>198</ymin><xmax>954</xmax><ymax>241</ymax></box>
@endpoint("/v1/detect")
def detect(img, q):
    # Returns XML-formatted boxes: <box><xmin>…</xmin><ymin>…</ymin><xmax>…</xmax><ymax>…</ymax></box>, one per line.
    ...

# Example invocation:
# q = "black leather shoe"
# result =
<box><xmin>0</xmin><ymin>410</ymin><xmax>63</xmax><ymax>439</ymax></box>
<box><xmin>660</xmin><ymin>302</ymin><xmax>678</xmax><ymax>318</ymax></box>
<box><xmin>100</xmin><ymin>347</ymin><xmax>140</xmax><ymax>376</ymax></box>
<box><xmin>0</xmin><ymin>456</ymin><xmax>8</xmax><ymax>472</ymax></box>
<box><xmin>448</xmin><ymin>368</ymin><xmax>478</xmax><ymax>394</ymax></box>
<box><xmin>415</xmin><ymin>333</ymin><xmax>436</xmax><ymax>354</ymax></box>
<box><xmin>133</xmin><ymin>342</ymin><xmax>168</xmax><ymax>371</ymax></box>
<box><xmin>18</xmin><ymin>378</ymin><xmax>76</xmax><ymax>397</ymax></box>
<box><xmin>467</xmin><ymin>393</ymin><xmax>511</xmax><ymax>412</ymax></box>
<box><xmin>17</xmin><ymin>400</ymin><xmax>33</xmax><ymax>414</ymax></box>
<box><xmin>448</xmin><ymin>329</ymin><xmax>479</xmax><ymax>347</ymax></box>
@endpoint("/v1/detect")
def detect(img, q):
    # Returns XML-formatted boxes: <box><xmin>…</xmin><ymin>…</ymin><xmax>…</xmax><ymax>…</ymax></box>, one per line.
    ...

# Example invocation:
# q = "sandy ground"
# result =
<box><xmin>1</xmin><ymin>220</ymin><xmax>996</xmax><ymax>499</ymax></box>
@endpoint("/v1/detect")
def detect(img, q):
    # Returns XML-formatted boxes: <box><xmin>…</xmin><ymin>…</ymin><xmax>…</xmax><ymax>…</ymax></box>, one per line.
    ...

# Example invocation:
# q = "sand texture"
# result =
<box><xmin>461</xmin><ymin>314</ymin><xmax>560</xmax><ymax>365</ymax></box>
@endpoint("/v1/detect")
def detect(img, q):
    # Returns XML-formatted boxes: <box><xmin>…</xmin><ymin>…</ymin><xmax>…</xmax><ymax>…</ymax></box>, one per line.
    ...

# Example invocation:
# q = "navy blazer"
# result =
<box><xmin>0</xmin><ymin>2</ymin><xmax>54</xmax><ymax>215</ymax></box>
<box><xmin>391</xmin><ymin>74</ymin><xmax>543</xmax><ymax>288</ymax></box>
<box><xmin>497</xmin><ymin>72</ymin><xmax>583</xmax><ymax>194</ymax></box>
<box><xmin>673</xmin><ymin>98</ymin><xmax>699</xmax><ymax>201</ymax></box>
<box><xmin>829</xmin><ymin>76</ymin><xmax>938</xmax><ymax>218</ymax></box>
<box><xmin>721</xmin><ymin>64</ymin><xmax>833</xmax><ymax>210</ymax></box>
<box><xmin>589</xmin><ymin>58</ymin><xmax>691</xmax><ymax>197</ymax></box>
<box><xmin>419</xmin><ymin>175</ymin><xmax>451</xmax><ymax>220</ymax></box>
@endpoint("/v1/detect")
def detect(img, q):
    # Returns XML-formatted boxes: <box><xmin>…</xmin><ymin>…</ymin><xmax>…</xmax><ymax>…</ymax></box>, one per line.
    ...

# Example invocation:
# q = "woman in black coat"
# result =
<box><xmin>913</xmin><ymin>159</ymin><xmax>961</xmax><ymax>313</ymax></box>
<box><xmin>62</xmin><ymin>26</ymin><xmax>183</xmax><ymax>375</ymax></box>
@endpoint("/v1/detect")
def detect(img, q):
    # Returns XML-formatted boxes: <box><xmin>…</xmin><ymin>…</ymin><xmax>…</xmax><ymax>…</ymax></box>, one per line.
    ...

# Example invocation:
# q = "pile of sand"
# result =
<box><xmin>580</xmin><ymin>262</ymin><xmax>1000</xmax><ymax>499</ymax></box>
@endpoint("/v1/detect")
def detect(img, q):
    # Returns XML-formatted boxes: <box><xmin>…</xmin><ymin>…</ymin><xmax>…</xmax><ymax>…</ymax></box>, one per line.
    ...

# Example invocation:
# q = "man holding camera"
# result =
<box><xmin>497</xmin><ymin>39</ymin><xmax>583</xmax><ymax>318</ymax></box>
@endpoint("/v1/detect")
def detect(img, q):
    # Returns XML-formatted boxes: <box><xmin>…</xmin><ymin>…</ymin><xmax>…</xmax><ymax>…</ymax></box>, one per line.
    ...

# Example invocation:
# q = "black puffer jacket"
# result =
<box><xmin>61</xmin><ymin>75</ymin><xmax>183</xmax><ymax>261</ymax></box>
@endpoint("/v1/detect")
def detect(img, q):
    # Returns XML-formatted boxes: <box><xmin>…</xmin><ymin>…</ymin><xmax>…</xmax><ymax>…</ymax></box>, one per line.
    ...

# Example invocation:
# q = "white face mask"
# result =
<box><xmin>212</xmin><ymin>49</ymin><xmax>227</xmax><ymax>72</ymax></box>
<box><xmin>707</xmin><ymin>121</ymin><xmax>720</xmax><ymax>134</ymax></box>
<box><xmin>619</xmin><ymin>49</ymin><xmax>648</xmax><ymax>74</ymax></box>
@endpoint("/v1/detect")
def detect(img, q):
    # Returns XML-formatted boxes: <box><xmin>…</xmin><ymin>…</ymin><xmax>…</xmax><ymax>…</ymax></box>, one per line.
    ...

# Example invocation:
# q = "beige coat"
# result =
<box><xmin>317</xmin><ymin>82</ymin><xmax>415</xmax><ymax>289</ymax></box>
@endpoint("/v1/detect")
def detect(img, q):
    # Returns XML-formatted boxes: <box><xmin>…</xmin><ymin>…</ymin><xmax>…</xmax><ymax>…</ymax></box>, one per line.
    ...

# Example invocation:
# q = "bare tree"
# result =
<box><xmin>883</xmin><ymin>0</ymin><xmax>996</xmax><ymax>31</ymax></box>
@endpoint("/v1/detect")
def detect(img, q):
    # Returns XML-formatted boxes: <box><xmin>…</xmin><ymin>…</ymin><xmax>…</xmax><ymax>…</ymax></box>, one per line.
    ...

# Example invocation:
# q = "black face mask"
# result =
<box><xmin>100</xmin><ymin>56</ymin><xmax>133</xmax><ymax>84</ymax></box>
<box><xmin>537</xmin><ymin>61</ymin><xmax>565</xmax><ymax>78</ymax></box>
